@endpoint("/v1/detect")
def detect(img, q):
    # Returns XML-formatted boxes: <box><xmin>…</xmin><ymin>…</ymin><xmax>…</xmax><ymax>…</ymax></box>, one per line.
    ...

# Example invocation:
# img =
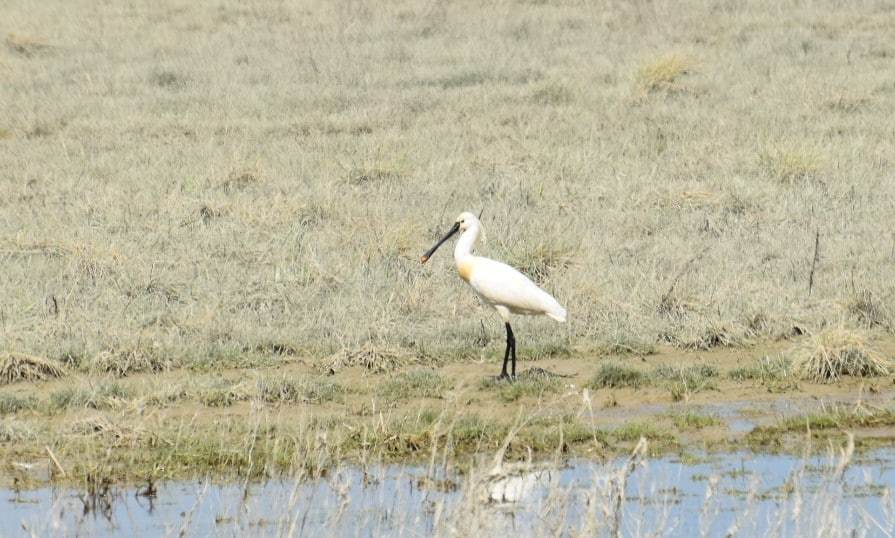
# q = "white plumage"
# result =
<box><xmin>421</xmin><ymin>211</ymin><xmax>567</xmax><ymax>379</ymax></box>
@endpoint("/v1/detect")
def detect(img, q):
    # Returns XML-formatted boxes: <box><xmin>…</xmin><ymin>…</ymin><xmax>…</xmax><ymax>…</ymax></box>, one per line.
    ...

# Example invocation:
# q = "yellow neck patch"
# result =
<box><xmin>457</xmin><ymin>260</ymin><xmax>474</xmax><ymax>282</ymax></box>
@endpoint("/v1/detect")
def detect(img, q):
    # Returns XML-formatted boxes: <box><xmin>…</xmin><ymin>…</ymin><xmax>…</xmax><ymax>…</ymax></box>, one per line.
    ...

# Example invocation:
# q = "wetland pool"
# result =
<box><xmin>4</xmin><ymin>448</ymin><xmax>895</xmax><ymax>537</ymax></box>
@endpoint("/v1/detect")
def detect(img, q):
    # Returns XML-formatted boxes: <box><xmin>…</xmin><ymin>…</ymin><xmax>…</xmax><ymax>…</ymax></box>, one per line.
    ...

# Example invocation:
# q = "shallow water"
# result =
<box><xmin>5</xmin><ymin>449</ymin><xmax>895</xmax><ymax>537</ymax></box>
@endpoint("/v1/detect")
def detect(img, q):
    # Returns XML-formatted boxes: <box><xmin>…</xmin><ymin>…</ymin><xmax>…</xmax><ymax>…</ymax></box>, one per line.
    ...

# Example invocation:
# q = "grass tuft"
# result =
<box><xmin>729</xmin><ymin>355</ymin><xmax>792</xmax><ymax>382</ymax></box>
<box><xmin>149</xmin><ymin>70</ymin><xmax>188</xmax><ymax>89</ymax></box>
<box><xmin>848</xmin><ymin>290</ymin><xmax>890</xmax><ymax>330</ymax></box>
<box><xmin>89</xmin><ymin>346</ymin><xmax>171</xmax><ymax>377</ymax></box>
<box><xmin>748</xmin><ymin>404</ymin><xmax>895</xmax><ymax>447</ymax></box>
<box><xmin>323</xmin><ymin>342</ymin><xmax>411</xmax><ymax>374</ymax></box>
<box><xmin>587</xmin><ymin>363</ymin><xmax>648</xmax><ymax>389</ymax></box>
<box><xmin>669</xmin><ymin>412</ymin><xmax>720</xmax><ymax>430</ymax></box>
<box><xmin>791</xmin><ymin>329</ymin><xmax>891</xmax><ymax>383</ymax></box>
<box><xmin>0</xmin><ymin>393</ymin><xmax>37</xmax><ymax>415</ymax></box>
<box><xmin>49</xmin><ymin>383</ymin><xmax>133</xmax><ymax>411</ymax></box>
<box><xmin>198</xmin><ymin>381</ymin><xmax>249</xmax><ymax>408</ymax></box>
<box><xmin>653</xmin><ymin>364</ymin><xmax>719</xmax><ymax>401</ymax></box>
<box><xmin>481</xmin><ymin>369</ymin><xmax>563</xmax><ymax>403</ymax></box>
<box><xmin>0</xmin><ymin>420</ymin><xmax>36</xmax><ymax>442</ymax></box>
<box><xmin>0</xmin><ymin>352</ymin><xmax>66</xmax><ymax>384</ymax></box>
<box><xmin>427</xmin><ymin>70</ymin><xmax>490</xmax><ymax>89</ymax></box>
<box><xmin>759</xmin><ymin>145</ymin><xmax>823</xmax><ymax>183</ymax></box>
<box><xmin>530</xmin><ymin>82</ymin><xmax>574</xmax><ymax>105</ymax></box>
<box><xmin>220</xmin><ymin>168</ymin><xmax>261</xmax><ymax>190</ymax></box>
<box><xmin>823</xmin><ymin>92</ymin><xmax>870</xmax><ymax>113</ymax></box>
<box><xmin>637</xmin><ymin>53</ymin><xmax>692</xmax><ymax>93</ymax></box>
<box><xmin>257</xmin><ymin>376</ymin><xmax>344</xmax><ymax>404</ymax></box>
<box><xmin>609</xmin><ymin>421</ymin><xmax>666</xmax><ymax>442</ymax></box>
<box><xmin>378</xmin><ymin>369</ymin><xmax>452</xmax><ymax>401</ymax></box>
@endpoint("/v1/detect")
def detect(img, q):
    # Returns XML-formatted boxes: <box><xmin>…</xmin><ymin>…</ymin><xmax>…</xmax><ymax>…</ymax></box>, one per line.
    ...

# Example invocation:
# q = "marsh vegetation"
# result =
<box><xmin>3</xmin><ymin>0</ymin><xmax>895</xmax><ymax>534</ymax></box>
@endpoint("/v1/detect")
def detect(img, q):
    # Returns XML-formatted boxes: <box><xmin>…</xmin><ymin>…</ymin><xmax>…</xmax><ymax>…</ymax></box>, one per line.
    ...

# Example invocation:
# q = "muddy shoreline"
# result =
<box><xmin>2</xmin><ymin>338</ymin><xmax>895</xmax><ymax>488</ymax></box>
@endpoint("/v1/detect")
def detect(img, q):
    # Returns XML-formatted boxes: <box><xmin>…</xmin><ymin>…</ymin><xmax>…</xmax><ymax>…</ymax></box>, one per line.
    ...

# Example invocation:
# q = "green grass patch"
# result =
<box><xmin>747</xmin><ymin>406</ymin><xmax>895</xmax><ymax>448</ymax></box>
<box><xmin>0</xmin><ymin>393</ymin><xmax>37</xmax><ymax>415</ymax></box>
<box><xmin>198</xmin><ymin>382</ymin><xmax>247</xmax><ymax>408</ymax></box>
<box><xmin>378</xmin><ymin>369</ymin><xmax>452</xmax><ymax>401</ymax></box>
<box><xmin>257</xmin><ymin>376</ymin><xmax>344</xmax><ymax>404</ymax></box>
<box><xmin>587</xmin><ymin>363</ymin><xmax>649</xmax><ymax>389</ymax></box>
<box><xmin>729</xmin><ymin>356</ymin><xmax>792</xmax><ymax>381</ymax></box>
<box><xmin>49</xmin><ymin>383</ymin><xmax>133</xmax><ymax>411</ymax></box>
<box><xmin>669</xmin><ymin>411</ymin><xmax>720</xmax><ymax>430</ymax></box>
<box><xmin>481</xmin><ymin>372</ymin><xmax>563</xmax><ymax>403</ymax></box>
<box><xmin>608</xmin><ymin>421</ymin><xmax>667</xmax><ymax>442</ymax></box>
<box><xmin>653</xmin><ymin>364</ymin><xmax>719</xmax><ymax>401</ymax></box>
<box><xmin>597</xmin><ymin>339</ymin><xmax>657</xmax><ymax>356</ymax></box>
<box><xmin>729</xmin><ymin>356</ymin><xmax>799</xmax><ymax>391</ymax></box>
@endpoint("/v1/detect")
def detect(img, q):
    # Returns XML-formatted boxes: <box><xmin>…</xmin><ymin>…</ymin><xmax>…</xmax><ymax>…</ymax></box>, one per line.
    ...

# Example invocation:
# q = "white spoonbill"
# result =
<box><xmin>421</xmin><ymin>212</ymin><xmax>567</xmax><ymax>379</ymax></box>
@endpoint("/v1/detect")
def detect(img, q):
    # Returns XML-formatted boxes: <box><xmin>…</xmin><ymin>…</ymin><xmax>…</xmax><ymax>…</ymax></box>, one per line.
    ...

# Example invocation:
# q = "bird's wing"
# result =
<box><xmin>469</xmin><ymin>257</ymin><xmax>566</xmax><ymax>320</ymax></box>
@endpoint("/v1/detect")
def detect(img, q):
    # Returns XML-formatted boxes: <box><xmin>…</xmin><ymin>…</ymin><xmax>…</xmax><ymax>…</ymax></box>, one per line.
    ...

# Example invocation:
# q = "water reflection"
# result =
<box><xmin>4</xmin><ymin>449</ymin><xmax>895</xmax><ymax>537</ymax></box>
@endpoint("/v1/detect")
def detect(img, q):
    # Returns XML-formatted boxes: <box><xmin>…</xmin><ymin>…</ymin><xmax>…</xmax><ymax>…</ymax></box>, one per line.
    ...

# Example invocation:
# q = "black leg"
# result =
<box><xmin>500</xmin><ymin>322</ymin><xmax>514</xmax><ymax>379</ymax></box>
<box><xmin>500</xmin><ymin>333</ymin><xmax>510</xmax><ymax>378</ymax></box>
<box><xmin>506</xmin><ymin>322</ymin><xmax>516</xmax><ymax>379</ymax></box>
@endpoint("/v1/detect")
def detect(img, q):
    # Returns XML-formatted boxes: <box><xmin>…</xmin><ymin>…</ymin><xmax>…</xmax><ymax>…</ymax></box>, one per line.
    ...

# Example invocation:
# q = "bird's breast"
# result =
<box><xmin>457</xmin><ymin>260</ymin><xmax>474</xmax><ymax>283</ymax></box>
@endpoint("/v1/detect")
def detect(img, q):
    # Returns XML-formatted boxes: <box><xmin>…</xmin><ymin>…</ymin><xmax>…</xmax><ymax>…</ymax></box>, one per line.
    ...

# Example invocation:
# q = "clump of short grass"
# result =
<box><xmin>143</xmin><ymin>383</ymin><xmax>189</xmax><ymax>407</ymax></box>
<box><xmin>823</xmin><ymin>92</ymin><xmax>871</xmax><ymax>113</ymax></box>
<box><xmin>451</xmin><ymin>414</ymin><xmax>491</xmax><ymax>444</ymax></box>
<box><xmin>608</xmin><ymin>421</ymin><xmax>667</xmax><ymax>442</ymax></box>
<box><xmin>637</xmin><ymin>53</ymin><xmax>692</xmax><ymax>93</ymax></box>
<box><xmin>378</xmin><ymin>369</ymin><xmax>452</xmax><ymax>401</ymax></box>
<box><xmin>669</xmin><ymin>411</ymin><xmax>720</xmax><ymax>430</ymax></box>
<box><xmin>791</xmin><ymin>328</ymin><xmax>891</xmax><ymax>383</ymax></box>
<box><xmin>729</xmin><ymin>355</ymin><xmax>793</xmax><ymax>382</ymax></box>
<box><xmin>49</xmin><ymin>383</ymin><xmax>133</xmax><ymax>411</ymax></box>
<box><xmin>530</xmin><ymin>82</ymin><xmax>574</xmax><ymax>106</ymax></box>
<box><xmin>597</xmin><ymin>339</ymin><xmax>657</xmax><ymax>356</ymax></box>
<box><xmin>587</xmin><ymin>363</ymin><xmax>649</xmax><ymax>389</ymax></box>
<box><xmin>149</xmin><ymin>69</ymin><xmax>188</xmax><ymax>89</ymax></box>
<box><xmin>0</xmin><ymin>352</ymin><xmax>66</xmax><ymax>384</ymax></box>
<box><xmin>686</xmin><ymin>324</ymin><xmax>743</xmax><ymax>350</ymax></box>
<box><xmin>323</xmin><ymin>342</ymin><xmax>410</xmax><ymax>374</ymax></box>
<box><xmin>481</xmin><ymin>370</ymin><xmax>563</xmax><ymax>403</ymax></box>
<box><xmin>0</xmin><ymin>420</ymin><xmax>37</xmax><ymax>442</ymax></box>
<box><xmin>426</xmin><ymin>70</ymin><xmax>490</xmax><ymax>89</ymax></box>
<box><xmin>653</xmin><ymin>364</ymin><xmax>719</xmax><ymax>401</ymax></box>
<box><xmin>758</xmin><ymin>145</ymin><xmax>823</xmax><ymax>183</ymax></box>
<box><xmin>198</xmin><ymin>381</ymin><xmax>250</xmax><ymax>408</ymax></box>
<box><xmin>747</xmin><ymin>404</ymin><xmax>895</xmax><ymax>447</ymax></box>
<box><xmin>0</xmin><ymin>393</ymin><xmax>38</xmax><ymax>415</ymax></box>
<box><xmin>219</xmin><ymin>169</ymin><xmax>260</xmax><ymax>192</ymax></box>
<box><xmin>348</xmin><ymin>161</ymin><xmax>405</xmax><ymax>186</ymax></box>
<box><xmin>257</xmin><ymin>376</ymin><xmax>344</xmax><ymax>404</ymax></box>
<box><xmin>847</xmin><ymin>289</ymin><xmax>890</xmax><ymax>330</ymax></box>
<box><xmin>88</xmin><ymin>345</ymin><xmax>172</xmax><ymax>377</ymax></box>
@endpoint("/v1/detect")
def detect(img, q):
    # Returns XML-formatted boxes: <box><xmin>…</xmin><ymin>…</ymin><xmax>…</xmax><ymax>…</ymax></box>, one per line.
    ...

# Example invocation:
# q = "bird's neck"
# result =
<box><xmin>454</xmin><ymin>226</ymin><xmax>478</xmax><ymax>265</ymax></box>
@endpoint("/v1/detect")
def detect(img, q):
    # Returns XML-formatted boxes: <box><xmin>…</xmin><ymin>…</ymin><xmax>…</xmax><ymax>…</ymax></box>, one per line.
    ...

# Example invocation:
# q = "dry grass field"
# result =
<box><xmin>3</xmin><ymin>0</ymin><xmax>895</xmax><ymax>507</ymax></box>
<box><xmin>3</xmin><ymin>0</ymin><xmax>895</xmax><ymax>369</ymax></box>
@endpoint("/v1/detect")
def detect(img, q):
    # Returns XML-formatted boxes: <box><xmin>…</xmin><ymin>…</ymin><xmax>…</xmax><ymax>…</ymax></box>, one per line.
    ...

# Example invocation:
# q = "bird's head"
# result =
<box><xmin>420</xmin><ymin>211</ymin><xmax>479</xmax><ymax>264</ymax></box>
<box><xmin>455</xmin><ymin>211</ymin><xmax>478</xmax><ymax>232</ymax></box>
